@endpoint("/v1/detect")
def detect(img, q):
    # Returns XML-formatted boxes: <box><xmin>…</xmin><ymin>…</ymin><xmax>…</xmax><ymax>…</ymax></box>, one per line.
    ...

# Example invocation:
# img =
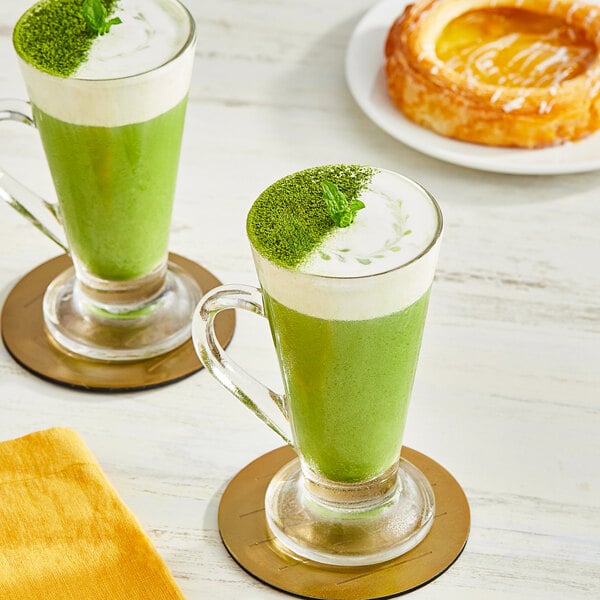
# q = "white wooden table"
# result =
<box><xmin>0</xmin><ymin>1</ymin><xmax>599</xmax><ymax>598</ymax></box>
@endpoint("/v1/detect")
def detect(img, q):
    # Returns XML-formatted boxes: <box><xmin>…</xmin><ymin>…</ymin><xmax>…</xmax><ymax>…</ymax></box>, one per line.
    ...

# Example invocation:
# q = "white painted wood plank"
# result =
<box><xmin>0</xmin><ymin>1</ymin><xmax>599</xmax><ymax>598</ymax></box>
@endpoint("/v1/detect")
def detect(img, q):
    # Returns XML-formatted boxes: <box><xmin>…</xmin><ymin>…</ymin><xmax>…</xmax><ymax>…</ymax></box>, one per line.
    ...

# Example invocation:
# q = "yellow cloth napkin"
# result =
<box><xmin>0</xmin><ymin>428</ymin><xmax>185</xmax><ymax>599</ymax></box>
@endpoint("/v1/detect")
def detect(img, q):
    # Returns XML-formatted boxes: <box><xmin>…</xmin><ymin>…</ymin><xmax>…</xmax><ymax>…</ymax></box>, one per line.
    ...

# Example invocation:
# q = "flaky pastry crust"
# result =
<box><xmin>385</xmin><ymin>0</ymin><xmax>600</xmax><ymax>148</ymax></box>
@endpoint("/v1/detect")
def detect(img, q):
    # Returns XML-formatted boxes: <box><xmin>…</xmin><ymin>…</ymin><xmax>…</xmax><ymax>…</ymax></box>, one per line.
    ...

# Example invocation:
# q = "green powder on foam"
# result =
<box><xmin>13</xmin><ymin>0</ymin><xmax>118</xmax><ymax>78</ymax></box>
<box><xmin>247</xmin><ymin>165</ymin><xmax>375</xmax><ymax>269</ymax></box>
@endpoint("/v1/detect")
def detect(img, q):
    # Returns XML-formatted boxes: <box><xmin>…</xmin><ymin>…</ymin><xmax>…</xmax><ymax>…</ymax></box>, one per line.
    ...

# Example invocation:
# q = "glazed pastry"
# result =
<box><xmin>385</xmin><ymin>0</ymin><xmax>600</xmax><ymax>148</ymax></box>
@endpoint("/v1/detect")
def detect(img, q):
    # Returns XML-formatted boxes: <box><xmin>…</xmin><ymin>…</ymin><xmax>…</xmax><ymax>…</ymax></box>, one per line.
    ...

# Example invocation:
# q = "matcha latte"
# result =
<box><xmin>13</xmin><ymin>0</ymin><xmax>195</xmax><ymax>281</ymax></box>
<box><xmin>193</xmin><ymin>165</ymin><xmax>442</xmax><ymax>565</ymax></box>
<box><xmin>247</xmin><ymin>165</ymin><xmax>442</xmax><ymax>482</ymax></box>
<box><xmin>6</xmin><ymin>0</ymin><xmax>200</xmax><ymax>360</ymax></box>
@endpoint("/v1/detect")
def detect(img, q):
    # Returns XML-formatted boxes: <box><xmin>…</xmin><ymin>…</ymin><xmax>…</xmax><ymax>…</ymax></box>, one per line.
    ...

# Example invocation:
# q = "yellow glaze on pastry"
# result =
<box><xmin>437</xmin><ymin>8</ymin><xmax>595</xmax><ymax>88</ymax></box>
<box><xmin>385</xmin><ymin>0</ymin><xmax>600</xmax><ymax>148</ymax></box>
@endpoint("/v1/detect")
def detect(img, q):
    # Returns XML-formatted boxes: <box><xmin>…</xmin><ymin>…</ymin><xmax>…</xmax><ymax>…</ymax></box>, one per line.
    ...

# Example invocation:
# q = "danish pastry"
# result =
<box><xmin>385</xmin><ymin>0</ymin><xmax>600</xmax><ymax>148</ymax></box>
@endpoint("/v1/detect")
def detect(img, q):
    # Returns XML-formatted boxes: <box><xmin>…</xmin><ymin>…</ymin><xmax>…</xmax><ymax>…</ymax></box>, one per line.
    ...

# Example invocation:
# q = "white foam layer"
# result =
<box><xmin>302</xmin><ymin>170</ymin><xmax>440</xmax><ymax>277</ymax></box>
<box><xmin>18</xmin><ymin>0</ymin><xmax>195</xmax><ymax>127</ymax></box>
<box><xmin>253</xmin><ymin>170</ymin><xmax>442</xmax><ymax>321</ymax></box>
<box><xmin>76</xmin><ymin>0</ymin><xmax>190</xmax><ymax>80</ymax></box>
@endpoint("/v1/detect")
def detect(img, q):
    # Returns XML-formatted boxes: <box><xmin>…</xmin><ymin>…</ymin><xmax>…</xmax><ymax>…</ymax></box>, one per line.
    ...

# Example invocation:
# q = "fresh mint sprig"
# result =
<box><xmin>322</xmin><ymin>181</ymin><xmax>365</xmax><ymax>228</ymax></box>
<box><xmin>83</xmin><ymin>0</ymin><xmax>122</xmax><ymax>36</ymax></box>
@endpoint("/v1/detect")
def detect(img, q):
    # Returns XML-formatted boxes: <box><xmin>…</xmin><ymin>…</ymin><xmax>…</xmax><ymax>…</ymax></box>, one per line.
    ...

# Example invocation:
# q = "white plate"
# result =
<box><xmin>345</xmin><ymin>0</ymin><xmax>600</xmax><ymax>175</ymax></box>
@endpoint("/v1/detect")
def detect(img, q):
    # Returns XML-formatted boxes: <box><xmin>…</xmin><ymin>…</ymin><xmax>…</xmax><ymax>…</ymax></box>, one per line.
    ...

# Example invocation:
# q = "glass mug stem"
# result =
<box><xmin>0</xmin><ymin>99</ymin><xmax>68</xmax><ymax>253</ymax></box>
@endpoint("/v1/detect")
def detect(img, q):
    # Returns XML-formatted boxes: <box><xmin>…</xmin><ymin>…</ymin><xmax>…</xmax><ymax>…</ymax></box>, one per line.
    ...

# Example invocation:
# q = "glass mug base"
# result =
<box><xmin>265</xmin><ymin>456</ymin><xmax>435</xmax><ymax>567</ymax></box>
<box><xmin>43</xmin><ymin>260</ymin><xmax>202</xmax><ymax>362</ymax></box>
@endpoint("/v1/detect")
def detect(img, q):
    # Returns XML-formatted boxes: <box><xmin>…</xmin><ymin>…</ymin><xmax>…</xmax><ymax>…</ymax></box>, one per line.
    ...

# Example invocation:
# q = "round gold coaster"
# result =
<box><xmin>219</xmin><ymin>446</ymin><xmax>469</xmax><ymax>600</ymax></box>
<box><xmin>1</xmin><ymin>253</ymin><xmax>235</xmax><ymax>392</ymax></box>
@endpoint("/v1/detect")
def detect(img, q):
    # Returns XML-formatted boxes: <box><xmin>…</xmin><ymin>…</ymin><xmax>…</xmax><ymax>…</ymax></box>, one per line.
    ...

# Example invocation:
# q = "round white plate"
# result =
<box><xmin>345</xmin><ymin>0</ymin><xmax>600</xmax><ymax>175</ymax></box>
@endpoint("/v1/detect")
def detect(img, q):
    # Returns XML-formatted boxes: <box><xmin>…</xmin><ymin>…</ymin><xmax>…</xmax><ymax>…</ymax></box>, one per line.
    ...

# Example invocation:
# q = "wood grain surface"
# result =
<box><xmin>0</xmin><ymin>1</ymin><xmax>598</xmax><ymax>598</ymax></box>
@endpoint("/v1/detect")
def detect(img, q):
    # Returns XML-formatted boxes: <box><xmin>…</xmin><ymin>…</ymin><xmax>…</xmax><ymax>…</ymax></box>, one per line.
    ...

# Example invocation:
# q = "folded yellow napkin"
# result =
<box><xmin>0</xmin><ymin>428</ymin><xmax>184</xmax><ymax>599</ymax></box>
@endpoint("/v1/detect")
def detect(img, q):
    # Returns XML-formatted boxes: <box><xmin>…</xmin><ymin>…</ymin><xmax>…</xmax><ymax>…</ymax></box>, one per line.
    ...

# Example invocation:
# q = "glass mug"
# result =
<box><xmin>0</xmin><ymin>0</ymin><xmax>200</xmax><ymax>361</ymax></box>
<box><xmin>192</xmin><ymin>166</ymin><xmax>443</xmax><ymax>566</ymax></box>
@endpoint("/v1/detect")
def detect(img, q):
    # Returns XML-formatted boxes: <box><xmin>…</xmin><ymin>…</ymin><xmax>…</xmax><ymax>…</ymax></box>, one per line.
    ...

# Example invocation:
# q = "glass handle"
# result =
<box><xmin>0</xmin><ymin>99</ymin><xmax>68</xmax><ymax>253</ymax></box>
<box><xmin>192</xmin><ymin>284</ymin><xmax>293</xmax><ymax>446</ymax></box>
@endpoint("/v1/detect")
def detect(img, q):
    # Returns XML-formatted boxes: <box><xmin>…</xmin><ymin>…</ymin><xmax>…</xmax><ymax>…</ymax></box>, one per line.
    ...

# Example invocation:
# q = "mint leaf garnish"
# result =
<box><xmin>83</xmin><ymin>0</ymin><xmax>122</xmax><ymax>36</ymax></box>
<box><xmin>322</xmin><ymin>181</ymin><xmax>365</xmax><ymax>228</ymax></box>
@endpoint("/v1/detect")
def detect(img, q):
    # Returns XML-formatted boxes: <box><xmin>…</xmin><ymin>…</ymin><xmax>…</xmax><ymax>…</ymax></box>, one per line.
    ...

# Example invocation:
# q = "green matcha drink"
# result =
<box><xmin>5</xmin><ymin>0</ymin><xmax>201</xmax><ymax>360</ymax></box>
<box><xmin>33</xmin><ymin>100</ymin><xmax>186</xmax><ymax>280</ymax></box>
<box><xmin>247</xmin><ymin>165</ymin><xmax>442</xmax><ymax>483</ymax></box>
<box><xmin>263</xmin><ymin>291</ymin><xmax>430</xmax><ymax>482</ymax></box>
<box><xmin>192</xmin><ymin>165</ymin><xmax>442</xmax><ymax>564</ymax></box>
<box><xmin>13</xmin><ymin>0</ymin><xmax>194</xmax><ymax>281</ymax></box>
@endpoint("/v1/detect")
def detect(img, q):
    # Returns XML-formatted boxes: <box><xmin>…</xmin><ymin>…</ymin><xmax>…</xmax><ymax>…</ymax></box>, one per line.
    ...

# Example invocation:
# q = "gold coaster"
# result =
<box><xmin>1</xmin><ymin>253</ymin><xmax>235</xmax><ymax>392</ymax></box>
<box><xmin>219</xmin><ymin>446</ymin><xmax>470</xmax><ymax>599</ymax></box>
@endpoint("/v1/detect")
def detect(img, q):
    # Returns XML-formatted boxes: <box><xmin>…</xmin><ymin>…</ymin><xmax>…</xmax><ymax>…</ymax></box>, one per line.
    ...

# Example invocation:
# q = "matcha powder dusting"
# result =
<box><xmin>13</xmin><ymin>0</ymin><xmax>118</xmax><ymax>78</ymax></box>
<box><xmin>247</xmin><ymin>165</ymin><xmax>375</xmax><ymax>269</ymax></box>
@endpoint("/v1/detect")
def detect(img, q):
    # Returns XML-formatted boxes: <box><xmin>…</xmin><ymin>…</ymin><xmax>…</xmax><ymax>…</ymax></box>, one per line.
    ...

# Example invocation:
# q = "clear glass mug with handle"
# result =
<box><xmin>0</xmin><ymin>0</ymin><xmax>201</xmax><ymax>361</ymax></box>
<box><xmin>192</xmin><ymin>165</ymin><xmax>443</xmax><ymax>566</ymax></box>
